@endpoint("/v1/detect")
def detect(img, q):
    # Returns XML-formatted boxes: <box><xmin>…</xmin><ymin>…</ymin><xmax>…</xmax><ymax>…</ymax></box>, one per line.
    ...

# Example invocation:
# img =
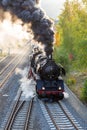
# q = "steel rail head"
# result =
<box><xmin>58</xmin><ymin>101</ymin><xmax>79</xmax><ymax>130</ymax></box>
<box><xmin>44</xmin><ymin>102</ymin><xmax>60</xmax><ymax>130</ymax></box>
<box><xmin>4</xmin><ymin>91</ymin><xmax>22</xmax><ymax>130</ymax></box>
<box><xmin>24</xmin><ymin>98</ymin><xmax>34</xmax><ymax>130</ymax></box>
<box><xmin>8</xmin><ymin>100</ymin><xmax>25</xmax><ymax>130</ymax></box>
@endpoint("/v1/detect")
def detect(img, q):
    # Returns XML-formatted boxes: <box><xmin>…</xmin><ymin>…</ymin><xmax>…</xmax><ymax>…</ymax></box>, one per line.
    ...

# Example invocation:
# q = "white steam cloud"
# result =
<box><xmin>0</xmin><ymin>12</ymin><xmax>30</xmax><ymax>53</ymax></box>
<box><xmin>15</xmin><ymin>67</ymin><xmax>36</xmax><ymax>99</ymax></box>
<box><xmin>0</xmin><ymin>0</ymin><xmax>54</xmax><ymax>56</ymax></box>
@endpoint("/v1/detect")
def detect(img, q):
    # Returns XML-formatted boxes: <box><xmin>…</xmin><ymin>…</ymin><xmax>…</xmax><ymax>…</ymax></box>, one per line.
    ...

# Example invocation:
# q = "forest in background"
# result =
<box><xmin>53</xmin><ymin>0</ymin><xmax>87</xmax><ymax>103</ymax></box>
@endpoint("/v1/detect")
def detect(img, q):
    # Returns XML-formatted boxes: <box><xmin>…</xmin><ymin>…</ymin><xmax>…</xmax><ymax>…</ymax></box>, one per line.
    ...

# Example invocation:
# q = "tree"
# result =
<box><xmin>55</xmin><ymin>0</ymin><xmax>87</xmax><ymax>70</ymax></box>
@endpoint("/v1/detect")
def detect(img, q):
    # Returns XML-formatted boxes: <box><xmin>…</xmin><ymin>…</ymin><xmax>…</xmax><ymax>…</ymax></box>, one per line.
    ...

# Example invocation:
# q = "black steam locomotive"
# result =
<box><xmin>29</xmin><ymin>46</ymin><xmax>66</xmax><ymax>100</ymax></box>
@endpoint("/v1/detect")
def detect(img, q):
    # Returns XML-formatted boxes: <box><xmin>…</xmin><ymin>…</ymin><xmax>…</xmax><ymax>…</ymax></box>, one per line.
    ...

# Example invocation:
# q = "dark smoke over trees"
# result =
<box><xmin>0</xmin><ymin>0</ymin><xmax>54</xmax><ymax>56</ymax></box>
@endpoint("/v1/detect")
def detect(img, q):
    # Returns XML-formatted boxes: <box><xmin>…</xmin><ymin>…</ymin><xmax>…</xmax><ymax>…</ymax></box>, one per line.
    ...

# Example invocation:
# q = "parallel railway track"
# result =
<box><xmin>39</xmin><ymin>99</ymin><xmax>83</xmax><ymax>130</ymax></box>
<box><xmin>0</xmin><ymin>56</ymin><xmax>7</xmax><ymax>63</ymax></box>
<box><xmin>0</xmin><ymin>55</ymin><xmax>16</xmax><ymax>73</ymax></box>
<box><xmin>0</xmin><ymin>55</ymin><xmax>18</xmax><ymax>75</ymax></box>
<box><xmin>0</xmin><ymin>47</ymin><xmax>29</xmax><ymax>88</ymax></box>
<box><xmin>4</xmin><ymin>90</ymin><xmax>34</xmax><ymax>130</ymax></box>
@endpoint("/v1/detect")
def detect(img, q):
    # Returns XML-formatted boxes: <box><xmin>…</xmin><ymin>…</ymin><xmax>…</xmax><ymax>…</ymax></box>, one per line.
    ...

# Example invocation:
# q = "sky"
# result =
<box><xmin>40</xmin><ymin>0</ymin><xmax>82</xmax><ymax>19</ymax></box>
<box><xmin>40</xmin><ymin>0</ymin><xmax>66</xmax><ymax>19</ymax></box>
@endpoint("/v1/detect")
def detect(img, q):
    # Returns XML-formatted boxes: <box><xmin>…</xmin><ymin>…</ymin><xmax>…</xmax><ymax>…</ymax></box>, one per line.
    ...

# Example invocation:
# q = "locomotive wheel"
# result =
<box><xmin>58</xmin><ymin>93</ymin><xmax>64</xmax><ymax>100</ymax></box>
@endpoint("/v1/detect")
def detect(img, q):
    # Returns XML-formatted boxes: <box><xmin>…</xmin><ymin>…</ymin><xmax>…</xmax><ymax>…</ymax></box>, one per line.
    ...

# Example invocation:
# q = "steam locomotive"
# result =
<box><xmin>29</xmin><ymin>45</ymin><xmax>66</xmax><ymax>101</ymax></box>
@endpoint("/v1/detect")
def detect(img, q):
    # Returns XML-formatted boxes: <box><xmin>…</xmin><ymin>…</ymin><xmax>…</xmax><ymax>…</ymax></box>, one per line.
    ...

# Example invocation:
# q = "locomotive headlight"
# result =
<box><xmin>59</xmin><ymin>86</ymin><xmax>61</xmax><ymax>90</ymax></box>
<box><xmin>42</xmin><ymin>87</ymin><xmax>45</xmax><ymax>90</ymax></box>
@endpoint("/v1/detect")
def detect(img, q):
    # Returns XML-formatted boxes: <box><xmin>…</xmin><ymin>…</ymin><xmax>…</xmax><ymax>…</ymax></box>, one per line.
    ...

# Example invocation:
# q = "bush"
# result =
<box><xmin>81</xmin><ymin>79</ymin><xmax>87</xmax><ymax>102</ymax></box>
<box><xmin>66</xmin><ymin>77</ymin><xmax>76</xmax><ymax>86</ymax></box>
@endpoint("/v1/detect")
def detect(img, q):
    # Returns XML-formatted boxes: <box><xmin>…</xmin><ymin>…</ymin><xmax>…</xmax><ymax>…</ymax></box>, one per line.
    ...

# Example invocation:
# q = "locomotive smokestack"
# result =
<box><xmin>0</xmin><ymin>0</ymin><xmax>54</xmax><ymax>56</ymax></box>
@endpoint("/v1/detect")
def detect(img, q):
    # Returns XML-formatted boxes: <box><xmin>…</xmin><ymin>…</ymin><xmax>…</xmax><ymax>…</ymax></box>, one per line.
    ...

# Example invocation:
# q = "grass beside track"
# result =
<box><xmin>65</xmin><ymin>71</ymin><xmax>87</xmax><ymax>105</ymax></box>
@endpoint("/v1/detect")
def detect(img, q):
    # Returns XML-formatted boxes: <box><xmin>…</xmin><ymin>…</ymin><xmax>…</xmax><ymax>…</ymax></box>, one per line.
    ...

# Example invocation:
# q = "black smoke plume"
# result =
<box><xmin>0</xmin><ymin>0</ymin><xmax>54</xmax><ymax>56</ymax></box>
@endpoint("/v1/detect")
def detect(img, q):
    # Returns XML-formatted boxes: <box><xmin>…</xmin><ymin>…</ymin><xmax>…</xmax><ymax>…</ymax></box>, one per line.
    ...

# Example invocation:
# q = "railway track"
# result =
<box><xmin>0</xmin><ymin>55</ymin><xmax>15</xmax><ymax>71</ymax></box>
<box><xmin>0</xmin><ymin>47</ymin><xmax>29</xmax><ymax>88</ymax></box>
<box><xmin>39</xmin><ymin>99</ymin><xmax>84</xmax><ymax>130</ymax></box>
<box><xmin>0</xmin><ymin>56</ymin><xmax>7</xmax><ymax>63</ymax></box>
<box><xmin>3</xmin><ymin>90</ymin><xmax>34</xmax><ymax>130</ymax></box>
<box><xmin>0</xmin><ymin>55</ymin><xmax>18</xmax><ymax>75</ymax></box>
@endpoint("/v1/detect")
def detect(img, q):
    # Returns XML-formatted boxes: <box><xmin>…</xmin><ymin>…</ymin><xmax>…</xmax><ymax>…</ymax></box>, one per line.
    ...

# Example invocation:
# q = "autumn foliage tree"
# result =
<box><xmin>54</xmin><ymin>0</ymin><xmax>87</xmax><ymax>71</ymax></box>
<box><xmin>54</xmin><ymin>32</ymin><xmax>60</xmax><ymax>46</ymax></box>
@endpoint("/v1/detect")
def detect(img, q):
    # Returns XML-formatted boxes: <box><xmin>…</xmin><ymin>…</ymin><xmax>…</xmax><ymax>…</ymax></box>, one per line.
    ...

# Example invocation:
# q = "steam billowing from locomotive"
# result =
<box><xmin>0</xmin><ymin>0</ymin><xmax>54</xmax><ymax>56</ymax></box>
<box><xmin>0</xmin><ymin>0</ymin><xmax>69</xmax><ymax>100</ymax></box>
<box><xmin>0</xmin><ymin>0</ymin><xmax>66</xmax><ymax>81</ymax></box>
<box><xmin>30</xmin><ymin>45</ymin><xmax>66</xmax><ymax>81</ymax></box>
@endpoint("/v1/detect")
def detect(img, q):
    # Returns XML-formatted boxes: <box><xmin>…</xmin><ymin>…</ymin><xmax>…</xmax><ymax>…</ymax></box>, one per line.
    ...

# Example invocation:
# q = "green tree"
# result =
<box><xmin>55</xmin><ymin>0</ymin><xmax>87</xmax><ymax>71</ymax></box>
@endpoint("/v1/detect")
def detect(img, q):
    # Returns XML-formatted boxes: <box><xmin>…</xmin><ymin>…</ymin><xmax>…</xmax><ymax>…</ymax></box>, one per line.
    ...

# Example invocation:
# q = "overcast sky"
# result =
<box><xmin>40</xmin><ymin>0</ymin><xmax>66</xmax><ymax>19</ymax></box>
<box><xmin>40</xmin><ymin>0</ymin><xmax>82</xmax><ymax>19</ymax></box>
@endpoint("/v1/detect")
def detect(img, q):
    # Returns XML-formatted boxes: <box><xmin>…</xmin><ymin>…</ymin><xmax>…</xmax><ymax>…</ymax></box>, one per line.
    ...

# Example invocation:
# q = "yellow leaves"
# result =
<box><xmin>54</xmin><ymin>32</ymin><xmax>60</xmax><ymax>46</ymax></box>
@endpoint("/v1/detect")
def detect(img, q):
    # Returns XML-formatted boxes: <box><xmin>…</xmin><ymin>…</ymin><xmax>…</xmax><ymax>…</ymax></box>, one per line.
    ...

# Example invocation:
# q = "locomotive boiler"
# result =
<box><xmin>29</xmin><ymin>46</ymin><xmax>66</xmax><ymax>100</ymax></box>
